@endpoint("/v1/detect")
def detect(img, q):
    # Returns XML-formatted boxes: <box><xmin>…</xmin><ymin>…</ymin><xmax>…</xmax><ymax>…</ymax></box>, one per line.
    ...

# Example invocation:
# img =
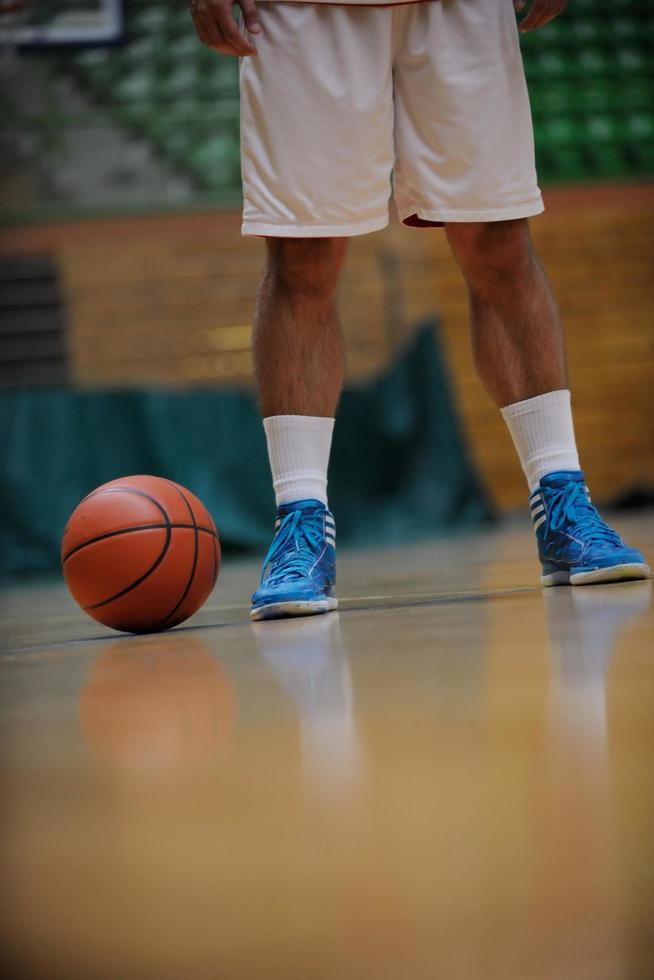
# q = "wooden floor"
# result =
<box><xmin>1</xmin><ymin>514</ymin><xmax>653</xmax><ymax>980</ymax></box>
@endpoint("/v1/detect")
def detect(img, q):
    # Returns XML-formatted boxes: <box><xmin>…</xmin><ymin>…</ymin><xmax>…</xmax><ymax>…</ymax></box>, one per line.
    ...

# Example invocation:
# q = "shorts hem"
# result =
<box><xmin>397</xmin><ymin>198</ymin><xmax>545</xmax><ymax>225</ymax></box>
<box><xmin>241</xmin><ymin>213</ymin><xmax>389</xmax><ymax>238</ymax></box>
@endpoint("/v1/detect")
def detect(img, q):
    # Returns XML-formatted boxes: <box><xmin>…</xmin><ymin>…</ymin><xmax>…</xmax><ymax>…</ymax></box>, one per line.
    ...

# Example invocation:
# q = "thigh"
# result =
<box><xmin>240</xmin><ymin>3</ymin><xmax>395</xmax><ymax>237</ymax></box>
<box><xmin>393</xmin><ymin>0</ymin><xmax>543</xmax><ymax>225</ymax></box>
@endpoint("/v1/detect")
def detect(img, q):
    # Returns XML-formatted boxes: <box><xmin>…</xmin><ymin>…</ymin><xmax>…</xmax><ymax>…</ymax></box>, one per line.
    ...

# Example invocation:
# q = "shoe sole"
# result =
<box><xmin>541</xmin><ymin>563</ymin><xmax>651</xmax><ymax>587</ymax></box>
<box><xmin>250</xmin><ymin>596</ymin><xmax>338</xmax><ymax>622</ymax></box>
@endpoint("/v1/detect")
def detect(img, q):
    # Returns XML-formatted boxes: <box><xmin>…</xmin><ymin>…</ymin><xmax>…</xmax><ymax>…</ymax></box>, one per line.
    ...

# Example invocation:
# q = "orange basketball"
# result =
<box><xmin>61</xmin><ymin>475</ymin><xmax>220</xmax><ymax>634</ymax></box>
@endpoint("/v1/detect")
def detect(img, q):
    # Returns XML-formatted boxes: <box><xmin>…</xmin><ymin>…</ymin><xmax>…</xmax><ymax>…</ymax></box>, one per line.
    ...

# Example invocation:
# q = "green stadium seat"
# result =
<box><xmin>71</xmin><ymin>48</ymin><xmax>115</xmax><ymax>91</ymax></box>
<box><xmin>588</xmin><ymin>144</ymin><xmax>628</xmax><ymax>177</ymax></box>
<box><xmin>574</xmin><ymin>83</ymin><xmax>615</xmax><ymax>113</ymax></box>
<box><xmin>585</xmin><ymin>115</ymin><xmax>620</xmax><ymax>145</ymax></box>
<box><xmin>543</xmin><ymin>117</ymin><xmax>584</xmax><ymax>148</ymax></box>
<box><xmin>528</xmin><ymin>52</ymin><xmax>569</xmax><ymax>81</ymax></box>
<box><xmin>532</xmin><ymin>84</ymin><xmax>581</xmax><ymax>115</ymax></box>
<box><xmin>112</xmin><ymin>103</ymin><xmax>152</xmax><ymax>131</ymax></box>
<box><xmin>538</xmin><ymin>146</ymin><xmax>588</xmax><ymax>182</ymax></box>
<box><xmin>620</xmin><ymin>80</ymin><xmax>653</xmax><ymax>111</ymax></box>
<box><xmin>526</xmin><ymin>18</ymin><xmax>567</xmax><ymax>48</ymax></box>
<box><xmin>626</xmin><ymin>113</ymin><xmax>654</xmax><ymax>142</ymax></box>
<box><xmin>120</xmin><ymin>37</ymin><xmax>160</xmax><ymax>67</ymax></box>
<box><xmin>188</xmin><ymin>135</ymin><xmax>241</xmax><ymax>190</ymax></box>
<box><xmin>131</xmin><ymin>6</ymin><xmax>169</xmax><ymax>36</ymax></box>
<box><xmin>615</xmin><ymin>48</ymin><xmax>649</xmax><ymax>74</ymax></box>
<box><xmin>199</xmin><ymin>59</ymin><xmax>239</xmax><ymax>99</ymax></box>
<box><xmin>167</xmin><ymin>34</ymin><xmax>203</xmax><ymax>61</ymax></box>
<box><xmin>611</xmin><ymin>16</ymin><xmax>640</xmax><ymax>43</ymax></box>
<box><xmin>576</xmin><ymin>49</ymin><xmax>612</xmax><ymax>78</ymax></box>
<box><xmin>570</xmin><ymin>0</ymin><xmax>598</xmax><ymax>11</ymax></box>
<box><xmin>158</xmin><ymin>65</ymin><xmax>198</xmax><ymax>100</ymax></box>
<box><xmin>569</xmin><ymin>21</ymin><xmax>604</xmax><ymax>46</ymax></box>
<box><xmin>114</xmin><ymin>69</ymin><xmax>158</xmax><ymax>103</ymax></box>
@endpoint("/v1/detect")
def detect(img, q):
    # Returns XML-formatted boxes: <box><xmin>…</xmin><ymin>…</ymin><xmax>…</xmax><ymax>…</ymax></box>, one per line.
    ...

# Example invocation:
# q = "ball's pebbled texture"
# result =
<box><xmin>61</xmin><ymin>475</ymin><xmax>220</xmax><ymax>634</ymax></box>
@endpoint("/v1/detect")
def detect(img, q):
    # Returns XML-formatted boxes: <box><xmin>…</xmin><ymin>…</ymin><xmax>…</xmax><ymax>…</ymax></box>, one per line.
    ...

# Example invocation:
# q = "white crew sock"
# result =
<box><xmin>501</xmin><ymin>389</ymin><xmax>580</xmax><ymax>491</ymax></box>
<box><xmin>263</xmin><ymin>415</ymin><xmax>334</xmax><ymax>507</ymax></box>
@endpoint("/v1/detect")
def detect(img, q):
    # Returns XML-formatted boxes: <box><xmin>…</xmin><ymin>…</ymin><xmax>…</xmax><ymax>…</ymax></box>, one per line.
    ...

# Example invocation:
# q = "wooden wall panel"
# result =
<box><xmin>2</xmin><ymin>184</ymin><xmax>652</xmax><ymax>510</ymax></box>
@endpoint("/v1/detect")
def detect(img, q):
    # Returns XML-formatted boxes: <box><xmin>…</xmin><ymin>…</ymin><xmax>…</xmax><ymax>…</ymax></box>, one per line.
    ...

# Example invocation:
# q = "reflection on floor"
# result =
<box><xmin>1</xmin><ymin>514</ymin><xmax>653</xmax><ymax>980</ymax></box>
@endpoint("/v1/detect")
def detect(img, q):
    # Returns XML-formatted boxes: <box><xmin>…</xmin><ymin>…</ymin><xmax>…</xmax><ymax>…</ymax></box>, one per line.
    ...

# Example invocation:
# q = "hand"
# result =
<box><xmin>514</xmin><ymin>0</ymin><xmax>567</xmax><ymax>33</ymax></box>
<box><xmin>190</xmin><ymin>0</ymin><xmax>261</xmax><ymax>57</ymax></box>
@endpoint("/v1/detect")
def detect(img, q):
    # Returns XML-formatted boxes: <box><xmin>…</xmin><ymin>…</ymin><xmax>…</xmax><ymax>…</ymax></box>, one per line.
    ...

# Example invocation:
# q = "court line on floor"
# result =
<box><xmin>1</xmin><ymin>585</ymin><xmax>542</xmax><ymax>660</ymax></box>
<box><xmin>338</xmin><ymin>586</ymin><xmax>539</xmax><ymax>612</ymax></box>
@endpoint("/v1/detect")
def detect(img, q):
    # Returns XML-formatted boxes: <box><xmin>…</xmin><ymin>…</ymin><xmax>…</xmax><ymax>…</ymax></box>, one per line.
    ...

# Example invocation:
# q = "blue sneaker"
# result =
<box><xmin>532</xmin><ymin>470</ymin><xmax>650</xmax><ymax>586</ymax></box>
<box><xmin>251</xmin><ymin>499</ymin><xmax>338</xmax><ymax>621</ymax></box>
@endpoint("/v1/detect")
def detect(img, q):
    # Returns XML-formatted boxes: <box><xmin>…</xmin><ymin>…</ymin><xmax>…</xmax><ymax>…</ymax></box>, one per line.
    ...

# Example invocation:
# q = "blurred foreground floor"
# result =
<box><xmin>1</xmin><ymin>514</ymin><xmax>653</xmax><ymax>980</ymax></box>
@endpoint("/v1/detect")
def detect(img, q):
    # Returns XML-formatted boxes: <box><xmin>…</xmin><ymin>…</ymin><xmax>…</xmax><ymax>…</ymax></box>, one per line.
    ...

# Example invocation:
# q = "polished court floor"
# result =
<box><xmin>2</xmin><ymin>514</ymin><xmax>653</xmax><ymax>980</ymax></box>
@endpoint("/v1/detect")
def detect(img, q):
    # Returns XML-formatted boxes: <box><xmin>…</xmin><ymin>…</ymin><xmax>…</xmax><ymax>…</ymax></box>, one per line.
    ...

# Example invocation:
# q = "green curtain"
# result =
<box><xmin>0</xmin><ymin>321</ymin><xmax>492</xmax><ymax>580</ymax></box>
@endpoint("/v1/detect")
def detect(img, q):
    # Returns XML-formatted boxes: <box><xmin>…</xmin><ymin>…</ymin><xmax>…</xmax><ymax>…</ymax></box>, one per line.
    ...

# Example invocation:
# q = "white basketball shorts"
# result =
<box><xmin>239</xmin><ymin>1</ymin><xmax>544</xmax><ymax>237</ymax></box>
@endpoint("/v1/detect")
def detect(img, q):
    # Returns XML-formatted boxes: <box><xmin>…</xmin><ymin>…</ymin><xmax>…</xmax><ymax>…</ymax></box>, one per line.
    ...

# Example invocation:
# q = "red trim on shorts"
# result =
<box><xmin>402</xmin><ymin>214</ymin><xmax>444</xmax><ymax>228</ymax></box>
<box><xmin>316</xmin><ymin>1</ymin><xmax>433</xmax><ymax>6</ymax></box>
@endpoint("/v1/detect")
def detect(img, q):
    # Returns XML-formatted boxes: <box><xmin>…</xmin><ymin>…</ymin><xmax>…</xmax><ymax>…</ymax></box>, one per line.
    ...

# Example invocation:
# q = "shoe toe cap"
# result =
<box><xmin>252</xmin><ymin>580</ymin><xmax>319</xmax><ymax>606</ymax></box>
<box><xmin>582</xmin><ymin>545</ymin><xmax>648</xmax><ymax>571</ymax></box>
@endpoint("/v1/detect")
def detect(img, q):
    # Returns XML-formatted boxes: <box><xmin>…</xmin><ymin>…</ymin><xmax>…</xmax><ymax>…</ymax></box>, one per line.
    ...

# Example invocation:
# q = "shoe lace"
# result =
<box><xmin>547</xmin><ymin>481</ymin><xmax>622</xmax><ymax>546</ymax></box>
<box><xmin>262</xmin><ymin>508</ymin><xmax>326</xmax><ymax>584</ymax></box>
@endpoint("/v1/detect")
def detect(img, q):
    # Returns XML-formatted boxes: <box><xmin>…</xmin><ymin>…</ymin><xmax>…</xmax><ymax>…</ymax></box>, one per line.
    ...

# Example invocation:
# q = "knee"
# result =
<box><xmin>265</xmin><ymin>237</ymin><xmax>347</xmax><ymax>298</ymax></box>
<box><xmin>446</xmin><ymin>219</ymin><xmax>533</xmax><ymax>284</ymax></box>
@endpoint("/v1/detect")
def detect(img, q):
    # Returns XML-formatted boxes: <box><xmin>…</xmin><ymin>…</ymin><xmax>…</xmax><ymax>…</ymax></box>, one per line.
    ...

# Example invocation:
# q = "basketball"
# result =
<box><xmin>61</xmin><ymin>475</ymin><xmax>220</xmax><ymax>634</ymax></box>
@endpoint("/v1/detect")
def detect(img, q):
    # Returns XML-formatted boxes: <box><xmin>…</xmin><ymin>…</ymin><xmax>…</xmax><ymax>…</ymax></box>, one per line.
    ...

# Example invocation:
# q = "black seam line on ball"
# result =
<box><xmin>63</xmin><ymin>485</ymin><xmax>163</xmax><ymax>540</ymax></box>
<box><xmin>62</xmin><ymin>524</ymin><xmax>218</xmax><ymax>564</ymax></box>
<box><xmin>81</xmin><ymin>486</ymin><xmax>164</xmax><ymax>506</ymax></box>
<box><xmin>211</xmin><ymin>533</ymin><xmax>218</xmax><ymax>587</ymax></box>
<box><xmin>155</xmin><ymin>481</ymin><xmax>200</xmax><ymax>629</ymax></box>
<box><xmin>73</xmin><ymin>487</ymin><xmax>170</xmax><ymax>531</ymax></box>
<box><xmin>84</xmin><ymin>491</ymin><xmax>172</xmax><ymax>610</ymax></box>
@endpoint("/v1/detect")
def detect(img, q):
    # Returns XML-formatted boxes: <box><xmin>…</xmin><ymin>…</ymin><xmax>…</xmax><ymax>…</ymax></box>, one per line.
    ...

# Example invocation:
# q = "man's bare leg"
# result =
<box><xmin>446</xmin><ymin>218</ymin><xmax>579</xmax><ymax>489</ymax></box>
<box><xmin>253</xmin><ymin>238</ymin><xmax>348</xmax><ymax>419</ymax></box>
<box><xmin>446</xmin><ymin>219</ymin><xmax>566</xmax><ymax>409</ymax></box>
<box><xmin>446</xmin><ymin>218</ymin><xmax>649</xmax><ymax>585</ymax></box>
<box><xmin>250</xmin><ymin>237</ymin><xmax>347</xmax><ymax>620</ymax></box>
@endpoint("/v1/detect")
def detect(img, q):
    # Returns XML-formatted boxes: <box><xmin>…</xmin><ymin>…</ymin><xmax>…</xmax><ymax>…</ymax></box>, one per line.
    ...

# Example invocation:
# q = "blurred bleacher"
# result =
<box><xmin>522</xmin><ymin>0</ymin><xmax>654</xmax><ymax>180</ymax></box>
<box><xmin>62</xmin><ymin>3</ymin><xmax>241</xmax><ymax>199</ymax></box>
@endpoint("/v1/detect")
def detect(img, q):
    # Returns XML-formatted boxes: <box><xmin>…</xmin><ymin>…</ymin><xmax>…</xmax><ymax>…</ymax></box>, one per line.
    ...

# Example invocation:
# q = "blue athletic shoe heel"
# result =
<box><xmin>251</xmin><ymin>499</ymin><xmax>338</xmax><ymax>621</ymax></box>
<box><xmin>531</xmin><ymin>470</ymin><xmax>650</xmax><ymax>587</ymax></box>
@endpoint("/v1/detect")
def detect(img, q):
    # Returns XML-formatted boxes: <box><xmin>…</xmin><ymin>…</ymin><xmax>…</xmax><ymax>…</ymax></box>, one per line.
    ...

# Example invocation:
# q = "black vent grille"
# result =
<box><xmin>0</xmin><ymin>255</ymin><xmax>69</xmax><ymax>387</ymax></box>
